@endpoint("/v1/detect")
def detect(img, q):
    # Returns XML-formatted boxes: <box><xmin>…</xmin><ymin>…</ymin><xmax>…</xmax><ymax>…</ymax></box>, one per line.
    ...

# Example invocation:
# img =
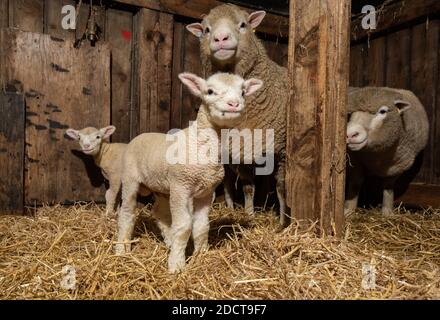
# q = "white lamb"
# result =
<box><xmin>115</xmin><ymin>72</ymin><xmax>263</xmax><ymax>273</ymax></box>
<box><xmin>65</xmin><ymin>126</ymin><xmax>127</xmax><ymax>215</ymax></box>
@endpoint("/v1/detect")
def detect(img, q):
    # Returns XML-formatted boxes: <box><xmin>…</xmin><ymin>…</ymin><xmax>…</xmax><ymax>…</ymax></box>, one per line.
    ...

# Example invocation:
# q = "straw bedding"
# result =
<box><xmin>0</xmin><ymin>203</ymin><xmax>439</xmax><ymax>299</ymax></box>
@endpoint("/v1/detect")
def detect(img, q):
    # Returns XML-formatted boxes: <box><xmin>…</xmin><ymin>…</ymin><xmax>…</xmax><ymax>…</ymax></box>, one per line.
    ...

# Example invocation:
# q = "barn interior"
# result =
<box><xmin>0</xmin><ymin>0</ymin><xmax>439</xmax><ymax>299</ymax></box>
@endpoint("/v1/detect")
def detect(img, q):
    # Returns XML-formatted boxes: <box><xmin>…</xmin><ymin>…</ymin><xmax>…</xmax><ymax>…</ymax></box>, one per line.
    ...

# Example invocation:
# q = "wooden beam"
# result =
<box><xmin>0</xmin><ymin>92</ymin><xmax>25</xmax><ymax>215</ymax></box>
<box><xmin>396</xmin><ymin>184</ymin><xmax>440</xmax><ymax>209</ymax></box>
<box><xmin>351</xmin><ymin>0</ymin><xmax>440</xmax><ymax>42</ymax></box>
<box><xmin>113</xmin><ymin>0</ymin><xmax>289</xmax><ymax>37</ymax></box>
<box><xmin>287</xmin><ymin>0</ymin><xmax>351</xmax><ymax>236</ymax></box>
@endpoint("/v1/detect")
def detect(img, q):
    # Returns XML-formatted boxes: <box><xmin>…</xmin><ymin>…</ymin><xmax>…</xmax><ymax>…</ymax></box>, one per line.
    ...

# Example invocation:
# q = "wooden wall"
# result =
<box><xmin>0</xmin><ymin>0</ymin><xmax>288</xmax><ymax>209</ymax></box>
<box><xmin>350</xmin><ymin>18</ymin><xmax>440</xmax><ymax>206</ymax></box>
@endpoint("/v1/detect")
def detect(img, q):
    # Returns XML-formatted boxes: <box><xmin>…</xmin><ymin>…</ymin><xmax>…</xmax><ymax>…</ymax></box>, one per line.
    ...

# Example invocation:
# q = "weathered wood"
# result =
<box><xmin>0</xmin><ymin>0</ymin><xmax>8</xmax><ymax>29</ymax></box>
<box><xmin>9</xmin><ymin>0</ymin><xmax>44</xmax><ymax>33</ymax></box>
<box><xmin>287</xmin><ymin>0</ymin><xmax>351</xmax><ymax>236</ymax></box>
<box><xmin>434</xmin><ymin>21</ymin><xmax>440</xmax><ymax>186</ymax></box>
<box><xmin>134</xmin><ymin>8</ymin><xmax>173</xmax><ymax>134</ymax></box>
<box><xmin>113</xmin><ymin>0</ymin><xmax>289</xmax><ymax>37</ymax></box>
<box><xmin>170</xmin><ymin>21</ymin><xmax>185</xmax><ymax>129</ymax></box>
<box><xmin>396</xmin><ymin>183</ymin><xmax>440</xmax><ymax>209</ymax></box>
<box><xmin>0</xmin><ymin>92</ymin><xmax>25</xmax><ymax>215</ymax></box>
<box><xmin>75</xmin><ymin>2</ymin><xmax>106</xmax><ymax>47</ymax></box>
<box><xmin>351</xmin><ymin>0</ymin><xmax>440</xmax><ymax>42</ymax></box>
<box><xmin>385</xmin><ymin>29</ymin><xmax>411</xmax><ymax>89</ymax></box>
<box><xmin>0</xmin><ymin>29</ymin><xmax>110</xmax><ymax>205</ymax></box>
<box><xmin>44</xmin><ymin>0</ymin><xmax>76</xmax><ymax>40</ymax></box>
<box><xmin>349</xmin><ymin>44</ymin><xmax>365</xmax><ymax>87</ymax></box>
<box><xmin>363</xmin><ymin>37</ymin><xmax>386</xmax><ymax>86</ymax></box>
<box><xmin>106</xmin><ymin>9</ymin><xmax>133</xmax><ymax>143</ymax></box>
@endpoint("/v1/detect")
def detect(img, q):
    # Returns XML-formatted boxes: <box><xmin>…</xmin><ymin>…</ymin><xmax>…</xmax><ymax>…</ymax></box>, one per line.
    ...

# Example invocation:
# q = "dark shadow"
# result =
<box><xmin>71</xmin><ymin>149</ymin><xmax>105</xmax><ymax>187</ymax></box>
<box><xmin>395</xmin><ymin>151</ymin><xmax>425</xmax><ymax>198</ymax></box>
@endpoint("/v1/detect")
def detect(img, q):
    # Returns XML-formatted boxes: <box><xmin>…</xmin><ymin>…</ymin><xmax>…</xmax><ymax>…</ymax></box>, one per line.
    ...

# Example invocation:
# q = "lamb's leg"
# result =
<box><xmin>275</xmin><ymin>162</ymin><xmax>290</xmax><ymax>227</ymax></box>
<box><xmin>115</xmin><ymin>181</ymin><xmax>139</xmax><ymax>255</ymax></box>
<box><xmin>151</xmin><ymin>194</ymin><xmax>172</xmax><ymax>248</ymax></box>
<box><xmin>168</xmin><ymin>188</ymin><xmax>193</xmax><ymax>273</ymax></box>
<box><xmin>238</xmin><ymin>165</ymin><xmax>255</xmax><ymax>216</ymax></box>
<box><xmin>192</xmin><ymin>195</ymin><xmax>212</xmax><ymax>254</ymax></box>
<box><xmin>223</xmin><ymin>165</ymin><xmax>235</xmax><ymax>209</ymax></box>
<box><xmin>105</xmin><ymin>180</ymin><xmax>120</xmax><ymax>216</ymax></box>
<box><xmin>382</xmin><ymin>177</ymin><xmax>396</xmax><ymax>216</ymax></box>
<box><xmin>344</xmin><ymin>165</ymin><xmax>364</xmax><ymax>216</ymax></box>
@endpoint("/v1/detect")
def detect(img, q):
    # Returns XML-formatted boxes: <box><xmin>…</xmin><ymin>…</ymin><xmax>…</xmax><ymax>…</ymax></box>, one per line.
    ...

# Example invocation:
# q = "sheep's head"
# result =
<box><xmin>186</xmin><ymin>4</ymin><xmax>265</xmax><ymax>66</ymax></box>
<box><xmin>178</xmin><ymin>72</ymin><xmax>263</xmax><ymax>128</ymax></box>
<box><xmin>65</xmin><ymin>126</ymin><xmax>116</xmax><ymax>156</ymax></box>
<box><xmin>346</xmin><ymin>89</ymin><xmax>411</xmax><ymax>152</ymax></box>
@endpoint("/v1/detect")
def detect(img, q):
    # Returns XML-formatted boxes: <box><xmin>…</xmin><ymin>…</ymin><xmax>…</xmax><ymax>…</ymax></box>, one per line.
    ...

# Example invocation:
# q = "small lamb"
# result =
<box><xmin>345</xmin><ymin>87</ymin><xmax>429</xmax><ymax>215</ymax></box>
<box><xmin>115</xmin><ymin>72</ymin><xmax>263</xmax><ymax>273</ymax></box>
<box><xmin>65</xmin><ymin>126</ymin><xmax>126</xmax><ymax>215</ymax></box>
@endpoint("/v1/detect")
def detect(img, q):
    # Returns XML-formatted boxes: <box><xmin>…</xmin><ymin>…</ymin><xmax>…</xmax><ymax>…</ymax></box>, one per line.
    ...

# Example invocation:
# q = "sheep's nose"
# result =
<box><xmin>347</xmin><ymin>131</ymin><xmax>359</xmax><ymax>139</ymax></box>
<box><xmin>227</xmin><ymin>102</ymin><xmax>239</xmax><ymax>109</ymax></box>
<box><xmin>214</xmin><ymin>32</ymin><xmax>230</xmax><ymax>43</ymax></box>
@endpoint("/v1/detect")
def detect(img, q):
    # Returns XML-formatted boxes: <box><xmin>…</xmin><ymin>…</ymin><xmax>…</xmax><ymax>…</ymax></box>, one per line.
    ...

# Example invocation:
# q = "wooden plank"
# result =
<box><xmin>434</xmin><ymin>21</ymin><xmax>440</xmax><ymax>185</ymax></box>
<box><xmin>170</xmin><ymin>21</ymin><xmax>185</xmax><ymax>129</ymax></box>
<box><xmin>351</xmin><ymin>0</ymin><xmax>440</xmax><ymax>42</ymax></box>
<box><xmin>0</xmin><ymin>29</ymin><xmax>110</xmax><ymax>205</ymax></box>
<box><xmin>385</xmin><ymin>29</ymin><xmax>411</xmax><ymax>89</ymax></box>
<box><xmin>395</xmin><ymin>183</ymin><xmax>440</xmax><ymax>209</ymax></box>
<box><xmin>0</xmin><ymin>0</ymin><xmax>8</xmax><ymax>28</ymax></box>
<box><xmin>134</xmin><ymin>8</ymin><xmax>173</xmax><ymax>134</ymax></box>
<box><xmin>113</xmin><ymin>0</ymin><xmax>289</xmax><ymax>37</ymax></box>
<box><xmin>106</xmin><ymin>9</ymin><xmax>133</xmax><ymax>143</ymax></box>
<box><xmin>75</xmin><ymin>2</ymin><xmax>106</xmax><ymax>47</ymax></box>
<box><xmin>9</xmin><ymin>0</ymin><xmax>44</xmax><ymax>33</ymax></box>
<box><xmin>349</xmin><ymin>44</ymin><xmax>365</xmax><ymax>87</ymax></box>
<box><xmin>0</xmin><ymin>92</ymin><xmax>24</xmax><ymax>215</ymax></box>
<box><xmin>44</xmin><ymin>0</ymin><xmax>76</xmax><ymax>40</ymax></box>
<box><xmin>287</xmin><ymin>0</ymin><xmax>351</xmax><ymax>236</ymax></box>
<box><xmin>363</xmin><ymin>37</ymin><xmax>386</xmax><ymax>86</ymax></box>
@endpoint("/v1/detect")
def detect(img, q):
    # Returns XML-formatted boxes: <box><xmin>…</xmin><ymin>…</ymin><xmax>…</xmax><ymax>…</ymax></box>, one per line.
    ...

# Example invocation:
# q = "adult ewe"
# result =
<box><xmin>187</xmin><ymin>4</ymin><xmax>289</xmax><ymax>225</ymax></box>
<box><xmin>345</xmin><ymin>87</ymin><xmax>429</xmax><ymax>215</ymax></box>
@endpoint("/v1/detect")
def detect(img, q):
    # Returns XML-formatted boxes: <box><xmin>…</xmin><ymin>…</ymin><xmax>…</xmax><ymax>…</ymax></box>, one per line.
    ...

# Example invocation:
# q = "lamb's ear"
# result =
<box><xmin>179</xmin><ymin>73</ymin><xmax>207</xmax><ymax>98</ymax></box>
<box><xmin>243</xmin><ymin>78</ymin><xmax>263</xmax><ymax>96</ymax></box>
<box><xmin>100</xmin><ymin>126</ymin><xmax>116</xmax><ymax>139</ymax></box>
<box><xmin>248</xmin><ymin>11</ymin><xmax>266</xmax><ymax>29</ymax></box>
<box><xmin>394</xmin><ymin>100</ymin><xmax>411</xmax><ymax>114</ymax></box>
<box><xmin>186</xmin><ymin>23</ymin><xmax>204</xmax><ymax>38</ymax></box>
<box><xmin>65</xmin><ymin>128</ymin><xmax>80</xmax><ymax>140</ymax></box>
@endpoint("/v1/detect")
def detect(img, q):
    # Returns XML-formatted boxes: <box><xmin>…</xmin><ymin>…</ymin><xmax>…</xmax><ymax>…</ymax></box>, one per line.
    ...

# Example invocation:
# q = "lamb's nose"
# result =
<box><xmin>347</xmin><ymin>131</ymin><xmax>359</xmax><ymax>140</ymax></box>
<box><xmin>84</xmin><ymin>144</ymin><xmax>90</xmax><ymax>149</ymax></box>
<box><xmin>227</xmin><ymin>102</ymin><xmax>239</xmax><ymax>109</ymax></box>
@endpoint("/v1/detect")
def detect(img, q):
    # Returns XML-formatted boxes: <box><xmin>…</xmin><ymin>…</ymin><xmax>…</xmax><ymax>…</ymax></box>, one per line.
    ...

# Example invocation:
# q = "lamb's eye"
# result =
<box><xmin>208</xmin><ymin>89</ymin><xmax>214</xmax><ymax>95</ymax></box>
<box><xmin>240</xmin><ymin>22</ymin><xmax>246</xmax><ymax>29</ymax></box>
<box><xmin>96</xmin><ymin>136</ymin><xmax>101</xmax><ymax>139</ymax></box>
<box><xmin>205</xmin><ymin>27</ymin><xmax>211</xmax><ymax>34</ymax></box>
<box><xmin>242</xmin><ymin>90</ymin><xmax>245</xmax><ymax>96</ymax></box>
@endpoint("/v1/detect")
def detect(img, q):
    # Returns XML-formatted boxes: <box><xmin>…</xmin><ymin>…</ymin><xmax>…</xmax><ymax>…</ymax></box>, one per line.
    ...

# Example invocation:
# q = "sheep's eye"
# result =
<box><xmin>378</xmin><ymin>107</ymin><xmax>388</xmax><ymax>115</ymax></box>
<box><xmin>240</xmin><ymin>22</ymin><xmax>246</xmax><ymax>29</ymax></box>
<box><xmin>207</xmin><ymin>89</ymin><xmax>214</xmax><ymax>95</ymax></box>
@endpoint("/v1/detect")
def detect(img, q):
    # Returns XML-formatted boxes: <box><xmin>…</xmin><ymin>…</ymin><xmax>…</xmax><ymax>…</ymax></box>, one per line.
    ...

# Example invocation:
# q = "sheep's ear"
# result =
<box><xmin>100</xmin><ymin>126</ymin><xmax>116</xmax><ymax>139</ymax></box>
<box><xmin>179</xmin><ymin>73</ymin><xmax>207</xmax><ymax>98</ymax></box>
<box><xmin>243</xmin><ymin>78</ymin><xmax>263</xmax><ymax>96</ymax></box>
<box><xmin>394</xmin><ymin>100</ymin><xmax>411</xmax><ymax>114</ymax></box>
<box><xmin>186</xmin><ymin>23</ymin><xmax>204</xmax><ymax>38</ymax></box>
<box><xmin>66</xmin><ymin>128</ymin><xmax>80</xmax><ymax>140</ymax></box>
<box><xmin>248</xmin><ymin>11</ymin><xmax>266</xmax><ymax>29</ymax></box>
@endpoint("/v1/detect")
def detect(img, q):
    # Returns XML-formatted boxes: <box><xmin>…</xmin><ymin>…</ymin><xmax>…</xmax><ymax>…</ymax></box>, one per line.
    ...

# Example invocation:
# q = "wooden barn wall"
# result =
<box><xmin>350</xmin><ymin>19</ymin><xmax>440</xmax><ymax>197</ymax></box>
<box><xmin>0</xmin><ymin>0</ymin><xmax>288</xmax><ymax>207</ymax></box>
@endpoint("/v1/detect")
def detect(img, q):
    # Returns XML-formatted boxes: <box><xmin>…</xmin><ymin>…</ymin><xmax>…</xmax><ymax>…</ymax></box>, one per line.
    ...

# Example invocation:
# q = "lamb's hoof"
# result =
<box><xmin>114</xmin><ymin>243</ymin><xmax>130</xmax><ymax>255</ymax></box>
<box><xmin>382</xmin><ymin>208</ymin><xmax>394</xmax><ymax>216</ymax></box>
<box><xmin>168</xmin><ymin>259</ymin><xmax>186</xmax><ymax>274</ymax></box>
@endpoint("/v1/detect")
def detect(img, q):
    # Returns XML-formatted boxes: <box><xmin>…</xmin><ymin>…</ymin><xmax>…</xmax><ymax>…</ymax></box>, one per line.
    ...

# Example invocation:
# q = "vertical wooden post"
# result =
<box><xmin>287</xmin><ymin>0</ymin><xmax>351</xmax><ymax>236</ymax></box>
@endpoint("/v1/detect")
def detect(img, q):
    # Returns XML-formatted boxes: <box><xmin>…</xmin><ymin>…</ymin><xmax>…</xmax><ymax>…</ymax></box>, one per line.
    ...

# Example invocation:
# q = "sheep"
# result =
<box><xmin>345</xmin><ymin>87</ymin><xmax>429</xmax><ymax>215</ymax></box>
<box><xmin>115</xmin><ymin>72</ymin><xmax>263</xmax><ymax>273</ymax></box>
<box><xmin>66</xmin><ymin>126</ymin><xmax>127</xmax><ymax>215</ymax></box>
<box><xmin>186</xmin><ymin>4</ymin><xmax>289</xmax><ymax>226</ymax></box>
